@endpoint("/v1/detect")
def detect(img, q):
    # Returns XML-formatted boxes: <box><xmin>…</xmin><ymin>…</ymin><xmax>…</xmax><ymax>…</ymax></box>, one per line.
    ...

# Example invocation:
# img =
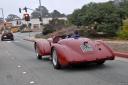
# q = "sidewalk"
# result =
<box><xmin>104</xmin><ymin>40</ymin><xmax>128</xmax><ymax>58</ymax></box>
<box><xmin>104</xmin><ymin>40</ymin><xmax>128</xmax><ymax>52</ymax></box>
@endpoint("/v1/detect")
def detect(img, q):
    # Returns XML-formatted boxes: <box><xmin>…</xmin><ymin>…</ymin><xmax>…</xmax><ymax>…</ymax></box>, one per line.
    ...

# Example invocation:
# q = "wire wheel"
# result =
<box><xmin>35</xmin><ymin>45</ymin><xmax>42</xmax><ymax>60</ymax></box>
<box><xmin>52</xmin><ymin>48</ymin><xmax>61</xmax><ymax>69</ymax></box>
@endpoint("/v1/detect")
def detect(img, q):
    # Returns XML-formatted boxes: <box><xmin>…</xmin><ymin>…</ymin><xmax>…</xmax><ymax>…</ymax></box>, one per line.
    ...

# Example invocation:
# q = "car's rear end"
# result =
<box><xmin>57</xmin><ymin>38</ymin><xmax>115</xmax><ymax>66</ymax></box>
<box><xmin>1</xmin><ymin>32</ymin><xmax>14</xmax><ymax>41</ymax></box>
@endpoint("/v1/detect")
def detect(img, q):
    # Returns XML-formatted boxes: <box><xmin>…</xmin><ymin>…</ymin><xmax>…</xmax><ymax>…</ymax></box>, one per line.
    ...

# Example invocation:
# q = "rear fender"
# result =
<box><xmin>35</xmin><ymin>39</ymin><xmax>51</xmax><ymax>56</ymax></box>
<box><xmin>52</xmin><ymin>44</ymin><xmax>81</xmax><ymax>66</ymax></box>
<box><xmin>51</xmin><ymin>44</ymin><xmax>68</xmax><ymax>66</ymax></box>
<box><xmin>95</xmin><ymin>40</ymin><xmax>115</xmax><ymax>59</ymax></box>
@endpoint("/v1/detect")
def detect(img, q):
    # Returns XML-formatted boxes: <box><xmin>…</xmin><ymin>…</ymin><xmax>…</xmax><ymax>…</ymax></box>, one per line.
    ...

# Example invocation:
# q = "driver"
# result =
<box><xmin>52</xmin><ymin>33</ymin><xmax>66</xmax><ymax>43</ymax></box>
<box><xmin>53</xmin><ymin>36</ymin><xmax>61</xmax><ymax>43</ymax></box>
<box><xmin>52</xmin><ymin>32</ymin><xmax>62</xmax><ymax>43</ymax></box>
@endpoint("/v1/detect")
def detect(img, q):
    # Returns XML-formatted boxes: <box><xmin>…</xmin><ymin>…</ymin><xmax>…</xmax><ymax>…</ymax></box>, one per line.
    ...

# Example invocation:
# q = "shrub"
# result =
<box><xmin>118</xmin><ymin>19</ymin><xmax>128</xmax><ymax>40</ymax></box>
<box><xmin>118</xmin><ymin>31</ymin><xmax>128</xmax><ymax>40</ymax></box>
<box><xmin>97</xmin><ymin>23</ymin><xmax>118</xmax><ymax>36</ymax></box>
<box><xmin>42</xmin><ymin>24</ymin><xmax>55</xmax><ymax>35</ymax></box>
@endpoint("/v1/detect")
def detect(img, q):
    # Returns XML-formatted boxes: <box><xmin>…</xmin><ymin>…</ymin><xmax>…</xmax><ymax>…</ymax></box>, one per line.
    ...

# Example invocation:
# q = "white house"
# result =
<box><xmin>8</xmin><ymin>18</ymin><xmax>22</xmax><ymax>27</ymax></box>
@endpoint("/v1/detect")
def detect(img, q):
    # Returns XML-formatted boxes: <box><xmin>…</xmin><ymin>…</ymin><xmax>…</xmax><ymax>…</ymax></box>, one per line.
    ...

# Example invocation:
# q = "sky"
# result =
<box><xmin>0</xmin><ymin>0</ymin><xmax>110</xmax><ymax>18</ymax></box>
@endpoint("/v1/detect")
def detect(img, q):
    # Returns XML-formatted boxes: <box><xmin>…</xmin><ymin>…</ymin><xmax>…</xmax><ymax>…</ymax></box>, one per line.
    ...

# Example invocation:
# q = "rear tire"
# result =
<box><xmin>51</xmin><ymin>48</ymin><xmax>61</xmax><ymax>69</ymax></box>
<box><xmin>96</xmin><ymin>61</ymin><xmax>105</xmax><ymax>65</ymax></box>
<box><xmin>1</xmin><ymin>38</ymin><xmax>3</xmax><ymax>41</ymax></box>
<box><xmin>11</xmin><ymin>38</ymin><xmax>14</xmax><ymax>41</ymax></box>
<box><xmin>35</xmin><ymin>45</ymin><xmax>42</xmax><ymax>60</ymax></box>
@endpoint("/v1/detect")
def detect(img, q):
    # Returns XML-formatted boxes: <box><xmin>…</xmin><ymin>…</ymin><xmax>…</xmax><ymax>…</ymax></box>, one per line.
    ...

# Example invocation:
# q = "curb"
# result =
<box><xmin>114</xmin><ymin>52</ymin><xmax>128</xmax><ymax>58</ymax></box>
<box><xmin>23</xmin><ymin>38</ymin><xmax>43</xmax><ymax>42</ymax></box>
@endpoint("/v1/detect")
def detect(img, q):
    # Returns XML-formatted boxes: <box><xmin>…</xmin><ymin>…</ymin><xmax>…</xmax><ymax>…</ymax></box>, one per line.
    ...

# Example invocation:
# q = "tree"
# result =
<box><xmin>68</xmin><ymin>9</ymin><xmax>83</xmax><ymax>27</ymax></box>
<box><xmin>31</xmin><ymin>6</ymin><xmax>50</xmax><ymax>18</ymax></box>
<box><xmin>118</xmin><ymin>19</ymin><xmax>128</xmax><ymax>39</ymax></box>
<box><xmin>68</xmin><ymin>1</ymin><xmax>125</xmax><ymax>36</ymax></box>
<box><xmin>6</xmin><ymin>14</ymin><xmax>20</xmax><ymax>21</ymax></box>
<box><xmin>51</xmin><ymin>10</ymin><xmax>65</xmax><ymax>18</ymax></box>
<box><xmin>31</xmin><ymin>11</ymin><xmax>40</xmax><ymax>19</ymax></box>
<box><xmin>31</xmin><ymin>6</ymin><xmax>66</xmax><ymax>19</ymax></box>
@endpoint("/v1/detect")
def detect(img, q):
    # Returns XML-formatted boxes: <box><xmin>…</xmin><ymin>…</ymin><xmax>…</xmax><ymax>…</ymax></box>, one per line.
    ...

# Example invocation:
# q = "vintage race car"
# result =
<box><xmin>34</xmin><ymin>36</ymin><xmax>115</xmax><ymax>69</ymax></box>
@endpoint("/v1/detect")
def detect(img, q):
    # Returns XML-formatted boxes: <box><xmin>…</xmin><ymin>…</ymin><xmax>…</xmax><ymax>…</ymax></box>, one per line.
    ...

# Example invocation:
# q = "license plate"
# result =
<box><xmin>80</xmin><ymin>44</ymin><xmax>93</xmax><ymax>52</ymax></box>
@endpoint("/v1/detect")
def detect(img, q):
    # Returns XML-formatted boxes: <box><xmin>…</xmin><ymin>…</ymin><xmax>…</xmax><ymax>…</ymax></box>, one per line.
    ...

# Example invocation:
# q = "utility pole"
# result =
<box><xmin>0</xmin><ymin>8</ymin><xmax>5</xmax><ymax>21</ymax></box>
<box><xmin>39</xmin><ymin>0</ymin><xmax>42</xmax><ymax>7</ymax></box>
<box><xmin>39</xmin><ymin>0</ymin><xmax>42</xmax><ymax>20</ymax></box>
<box><xmin>38</xmin><ymin>0</ymin><xmax>44</xmax><ymax>33</ymax></box>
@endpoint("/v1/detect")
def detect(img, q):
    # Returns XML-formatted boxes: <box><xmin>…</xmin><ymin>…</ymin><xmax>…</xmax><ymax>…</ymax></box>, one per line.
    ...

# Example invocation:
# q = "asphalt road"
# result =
<box><xmin>0</xmin><ymin>32</ymin><xmax>128</xmax><ymax>85</ymax></box>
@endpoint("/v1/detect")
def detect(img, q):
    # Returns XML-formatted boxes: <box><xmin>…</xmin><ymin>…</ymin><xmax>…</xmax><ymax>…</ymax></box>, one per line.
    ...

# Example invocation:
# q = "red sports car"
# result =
<box><xmin>34</xmin><ymin>36</ymin><xmax>115</xmax><ymax>69</ymax></box>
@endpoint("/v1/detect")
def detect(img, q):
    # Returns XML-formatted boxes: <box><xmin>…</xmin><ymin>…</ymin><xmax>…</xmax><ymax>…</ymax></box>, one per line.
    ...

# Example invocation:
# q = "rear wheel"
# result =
<box><xmin>51</xmin><ymin>48</ymin><xmax>61</xmax><ymax>69</ymax></box>
<box><xmin>1</xmin><ymin>38</ymin><xmax>3</xmax><ymax>41</ymax></box>
<box><xmin>35</xmin><ymin>45</ymin><xmax>42</xmax><ymax>60</ymax></box>
<box><xmin>96</xmin><ymin>60</ymin><xmax>105</xmax><ymax>65</ymax></box>
<box><xmin>11</xmin><ymin>38</ymin><xmax>14</xmax><ymax>41</ymax></box>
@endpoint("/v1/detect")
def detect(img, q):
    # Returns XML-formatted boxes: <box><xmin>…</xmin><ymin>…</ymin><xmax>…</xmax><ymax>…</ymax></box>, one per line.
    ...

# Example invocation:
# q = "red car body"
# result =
<box><xmin>34</xmin><ymin>37</ymin><xmax>115</xmax><ymax>69</ymax></box>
